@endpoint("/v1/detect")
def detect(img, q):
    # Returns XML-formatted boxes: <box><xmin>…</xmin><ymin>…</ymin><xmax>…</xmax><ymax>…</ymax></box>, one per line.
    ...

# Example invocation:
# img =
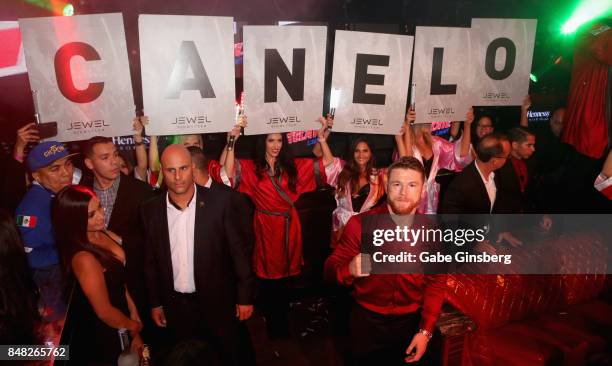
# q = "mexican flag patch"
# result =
<box><xmin>16</xmin><ymin>215</ymin><xmax>38</xmax><ymax>228</ymax></box>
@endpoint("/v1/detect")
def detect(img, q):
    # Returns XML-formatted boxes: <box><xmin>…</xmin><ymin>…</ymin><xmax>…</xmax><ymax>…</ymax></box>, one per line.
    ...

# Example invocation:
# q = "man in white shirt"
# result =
<box><xmin>142</xmin><ymin>144</ymin><xmax>256</xmax><ymax>365</ymax></box>
<box><xmin>440</xmin><ymin>133</ymin><xmax>525</xmax><ymax>246</ymax></box>
<box><xmin>440</xmin><ymin>132</ymin><xmax>510</xmax><ymax>214</ymax></box>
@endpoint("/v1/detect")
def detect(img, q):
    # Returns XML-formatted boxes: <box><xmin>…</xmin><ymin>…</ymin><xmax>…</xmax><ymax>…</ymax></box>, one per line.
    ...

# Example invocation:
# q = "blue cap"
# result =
<box><xmin>27</xmin><ymin>141</ymin><xmax>75</xmax><ymax>171</ymax></box>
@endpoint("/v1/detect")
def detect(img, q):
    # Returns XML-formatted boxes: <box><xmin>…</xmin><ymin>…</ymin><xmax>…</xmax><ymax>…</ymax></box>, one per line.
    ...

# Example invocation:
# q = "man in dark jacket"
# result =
<box><xmin>142</xmin><ymin>144</ymin><xmax>255</xmax><ymax>365</ymax></box>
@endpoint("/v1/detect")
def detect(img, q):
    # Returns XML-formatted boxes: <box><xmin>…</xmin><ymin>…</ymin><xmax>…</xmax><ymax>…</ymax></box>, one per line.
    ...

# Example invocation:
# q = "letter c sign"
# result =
<box><xmin>54</xmin><ymin>41</ymin><xmax>104</xmax><ymax>103</ymax></box>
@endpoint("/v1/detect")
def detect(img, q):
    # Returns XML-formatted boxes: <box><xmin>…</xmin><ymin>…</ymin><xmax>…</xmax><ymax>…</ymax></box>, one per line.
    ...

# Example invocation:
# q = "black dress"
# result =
<box><xmin>69</xmin><ymin>251</ymin><xmax>130</xmax><ymax>365</ymax></box>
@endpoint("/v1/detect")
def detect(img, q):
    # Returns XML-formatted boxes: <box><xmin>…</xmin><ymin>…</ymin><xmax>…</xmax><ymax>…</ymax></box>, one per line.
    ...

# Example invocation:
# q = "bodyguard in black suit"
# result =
<box><xmin>142</xmin><ymin>144</ymin><xmax>255</xmax><ymax>366</ymax></box>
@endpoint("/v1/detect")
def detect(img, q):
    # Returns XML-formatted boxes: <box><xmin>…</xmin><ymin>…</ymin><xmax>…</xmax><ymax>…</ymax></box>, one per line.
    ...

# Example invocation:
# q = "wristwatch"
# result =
<box><xmin>418</xmin><ymin>328</ymin><xmax>433</xmax><ymax>340</ymax></box>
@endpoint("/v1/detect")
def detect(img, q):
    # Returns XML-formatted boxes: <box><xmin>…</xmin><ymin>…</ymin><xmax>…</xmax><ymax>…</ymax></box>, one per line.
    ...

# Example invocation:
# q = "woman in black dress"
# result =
<box><xmin>52</xmin><ymin>185</ymin><xmax>142</xmax><ymax>364</ymax></box>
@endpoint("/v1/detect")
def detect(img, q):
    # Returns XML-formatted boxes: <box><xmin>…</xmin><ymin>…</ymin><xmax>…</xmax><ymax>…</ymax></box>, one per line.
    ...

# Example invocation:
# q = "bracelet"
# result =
<box><xmin>134</xmin><ymin>141</ymin><xmax>144</xmax><ymax>146</ymax></box>
<box><xmin>418</xmin><ymin>328</ymin><xmax>433</xmax><ymax>340</ymax></box>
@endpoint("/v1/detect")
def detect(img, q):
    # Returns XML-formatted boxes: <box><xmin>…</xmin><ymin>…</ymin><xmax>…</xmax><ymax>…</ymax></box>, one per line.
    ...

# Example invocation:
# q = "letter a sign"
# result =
<box><xmin>139</xmin><ymin>15</ymin><xmax>236</xmax><ymax>135</ymax></box>
<box><xmin>243</xmin><ymin>26</ymin><xmax>327</xmax><ymax>135</ymax></box>
<box><xmin>19</xmin><ymin>13</ymin><xmax>135</xmax><ymax>142</ymax></box>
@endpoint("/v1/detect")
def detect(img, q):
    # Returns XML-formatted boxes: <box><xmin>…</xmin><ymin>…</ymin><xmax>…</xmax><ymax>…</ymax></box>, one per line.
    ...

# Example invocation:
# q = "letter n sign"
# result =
<box><xmin>264</xmin><ymin>48</ymin><xmax>306</xmax><ymax>103</ymax></box>
<box><xmin>243</xmin><ymin>25</ymin><xmax>326</xmax><ymax>135</ymax></box>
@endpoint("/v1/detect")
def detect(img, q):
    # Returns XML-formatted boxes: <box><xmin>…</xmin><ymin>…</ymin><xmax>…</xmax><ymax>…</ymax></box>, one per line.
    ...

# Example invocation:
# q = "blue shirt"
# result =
<box><xmin>15</xmin><ymin>182</ymin><xmax>59</xmax><ymax>269</ymax></box>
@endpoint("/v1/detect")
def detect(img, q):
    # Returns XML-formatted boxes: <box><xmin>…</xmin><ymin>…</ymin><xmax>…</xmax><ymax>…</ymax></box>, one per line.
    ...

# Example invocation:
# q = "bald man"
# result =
<box><xmin>141</xmin><ymin>144</ymin><xmax>256</xmax><ymax>365</ymax></box>
<box><xmin>440</xmin><ymin>132</ymin><xmax>511</xmax><ymax>214</ymax></box>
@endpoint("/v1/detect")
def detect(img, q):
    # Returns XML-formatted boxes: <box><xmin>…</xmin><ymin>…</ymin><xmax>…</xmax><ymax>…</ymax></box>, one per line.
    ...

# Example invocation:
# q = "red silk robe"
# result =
<box><xmin>207</xmin><ymin>159</ymin><xmax>231</xmax><ymax>186</ymax></box>
<box><xmin>234</xmin><ymin>158</ymin><xmax>326</xmax><ymax>279</ymax></box>
<box><xmin>561</xmin><ymin>25</ymin><xmax>612</xmax><ymax>159</ymax></box>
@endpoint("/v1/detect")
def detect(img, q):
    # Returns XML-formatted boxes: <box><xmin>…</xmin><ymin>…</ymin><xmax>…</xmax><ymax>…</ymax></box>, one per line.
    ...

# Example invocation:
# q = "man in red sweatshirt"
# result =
<box><xmin>325</xmin><ymin>156</ymin><xmax>446</xmax><ymax>365</ymax></box>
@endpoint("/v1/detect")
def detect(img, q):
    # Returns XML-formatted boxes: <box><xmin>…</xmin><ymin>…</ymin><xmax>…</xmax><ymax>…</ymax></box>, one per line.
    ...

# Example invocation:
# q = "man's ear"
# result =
<box><xmin>84</xmin><ymin>157</ymin><xmax>94</xmax><ymax>170</ymax></box>
<box><xmin>31</xmin><ymin>171</ymin><xmax>40</xmax><ymax>183</ymax></box>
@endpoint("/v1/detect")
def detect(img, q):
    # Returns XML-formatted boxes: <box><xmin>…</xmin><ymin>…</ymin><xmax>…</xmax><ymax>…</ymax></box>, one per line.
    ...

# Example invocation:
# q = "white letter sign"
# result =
<box><xmin>470</xmin><ymin>18</ymin><xmax>537</xmax><ymax>106</ymax></box>
<box><xmin>139</xmin><ymin>15</ymin><xmax>236</xmax><ymax>136</ymax></box>
<box><xmin>243</xmin><ymin>26</ymin><xmax>327</xmax><ymax>135</ymax></box>
<box><xmin>330</xmin><ymin>30</ymin><xmax>414</xmax><ymax>134</ymax></box>
<box><xmin>19</xmin><ymin>13</ymin><xmax>135</xmax><ymax>142</ymax></box>
<box><xmin>413</xmin><ymin>26</ymin><xmax>472</xmax><ymax>123</ymax></box>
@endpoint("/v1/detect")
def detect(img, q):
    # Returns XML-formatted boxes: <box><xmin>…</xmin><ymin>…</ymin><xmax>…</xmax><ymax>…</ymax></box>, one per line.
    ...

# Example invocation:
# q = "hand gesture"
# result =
<box><xmin>15</xmin><ymin>122</ymin><xmax>39</xmax><ymax>149</ymax></box>
<box><xmin>405</xmin><ymin>332</ymin><xmax>429</xmax><ymax>363</ymax></box>
<box><xmin>465</xmin><ymin>107</ymin><xmax>474</xmax><ymax>126</ymax></box>
<box><xmin>151</xmin><ymin>307</ymin><xmax>167</xmax><ymax>327</ymax></box>
<box><xmin>236</xmin><ymin>304</ymin><xmax>254</xmax><ymax>321</ymax></box>
<box><xmin>348</xmin><ymin>253</ymin><xmax>371</xmax><ymax>278</ymax></box>
<box><xmin>405</xmin><ymin>108</ymin><xmax>416</xmax><ymax>125</ymax></box>
<box><xmin>133</xmin><ymin>116</ymin><xmax>149</xmax><ymax>137</ymax></box>
<box><xmin>237</xmin><ymin>114</ymin><xmax>248</xmax><ymax>128</ymax></box>
<box><xmin>497</xmin><ymin>231</ymin><xmax>523</xmax><ymax>247</ymax></box>
<box><xmin>522</xmin><ymin>95</ymin><xmax>531</xmax><ymax>112</ymax></box>
<box><xmin>325</xmin><ymin>112</ymin><xmax>334</xmax><ymax>129</ymax></box>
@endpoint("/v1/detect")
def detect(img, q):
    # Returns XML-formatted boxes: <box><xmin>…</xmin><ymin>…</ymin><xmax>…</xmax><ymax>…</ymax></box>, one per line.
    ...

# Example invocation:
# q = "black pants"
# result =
<box><xmin>164</xmin><ymin>292</ymin><xmax>255</xmax><ymax>366</ymax></box>
<box><xmin>348</xmin><ymin>304</ymin><xmax>436</xmax><ymax>366</ymax></box>
<box><xmin>258</xmin><ymin>277</ymin><xmax>291</xmax><ymax>339</ymax></box>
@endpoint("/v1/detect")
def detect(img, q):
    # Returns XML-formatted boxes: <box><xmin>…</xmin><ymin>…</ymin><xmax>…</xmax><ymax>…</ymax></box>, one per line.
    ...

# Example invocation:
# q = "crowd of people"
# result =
<box><xmin>0</xmin><ymin>94</ymin><xmax>611</xmax><ymax>366</ymax></box>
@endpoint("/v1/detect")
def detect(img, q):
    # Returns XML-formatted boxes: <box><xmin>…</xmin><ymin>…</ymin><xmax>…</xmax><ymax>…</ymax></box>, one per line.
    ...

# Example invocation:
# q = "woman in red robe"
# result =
<box><xmin>223</xmin><ymin>118</ymin><xmax>333</xmax><ymax>338</ymax></box>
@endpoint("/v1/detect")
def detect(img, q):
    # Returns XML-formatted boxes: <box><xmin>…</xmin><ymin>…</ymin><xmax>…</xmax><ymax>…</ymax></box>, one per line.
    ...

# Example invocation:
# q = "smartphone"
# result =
<box><xmin>31</xmin><ymin>90</ymin><xmax>58</xmax><ymax>139</ymax></box>
<box><xmin>361</xmin><ymin>253</ymin><xmax>372</xmax><ymax>275</ymax></box>
<box><xmin>36</xmin><ymin>122</ymin><xmax>58</xmax><ymax>139</ymax></box>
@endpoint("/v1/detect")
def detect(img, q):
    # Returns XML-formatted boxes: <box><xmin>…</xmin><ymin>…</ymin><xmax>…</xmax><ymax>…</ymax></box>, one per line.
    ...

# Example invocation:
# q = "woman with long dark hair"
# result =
<box><xmin>223</xmin><ymin>119</ymin><xmax>333</xmax><ymax>338</ymax></box>
<box><xmin>323</xmin><ymin>125</ymin><xmax>408</xmax><ymax>247</ymax></box>
<box><xmin>0</xmin><ymin>209</ymin><xmax>40</xmax><ymax>345</ymax></box>
<box><xmin>52</xmin><ymin>185</ymin><xmax>142</xmax><ymax>364</ymax></box>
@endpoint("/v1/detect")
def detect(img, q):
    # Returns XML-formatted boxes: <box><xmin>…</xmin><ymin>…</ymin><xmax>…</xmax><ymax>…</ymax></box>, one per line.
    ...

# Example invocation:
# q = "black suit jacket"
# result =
<box><xmin>141</xmin><ymin>184</ymin><xmax>255</xmax><ymax>328</ymax></box>
<box><xmin>495</xmin><ymin>158</ymin><xmax>538</xmax><ymax>214</ymax></box>
<box><xmin>439</xmin><ymin>162</ymin><xmax>509</xmax><ymax>214</ymax></box>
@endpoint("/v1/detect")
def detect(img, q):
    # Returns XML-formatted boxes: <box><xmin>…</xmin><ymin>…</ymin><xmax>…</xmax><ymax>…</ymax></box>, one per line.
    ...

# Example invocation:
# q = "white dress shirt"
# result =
<box><xmin>204</xmin><ymin>176</ymin><xmax>212</xmax><ymax>188</ymax></box>
<box><xmin>166</xmin><ymin>186</ymin><xmax>197</xmax><ymax>293</ymax></box>
<box><xmin>474</xmin><ymin>162</ymin><xmax>496</xmax><ymax>213</ymax></box>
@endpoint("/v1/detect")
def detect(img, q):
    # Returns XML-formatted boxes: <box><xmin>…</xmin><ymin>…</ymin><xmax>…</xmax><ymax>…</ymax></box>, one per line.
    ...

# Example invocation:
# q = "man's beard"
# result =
<box><xmin>388</xmin><ymin>199</ymin><xmax>418</xmax><ymax>215</ymax></box>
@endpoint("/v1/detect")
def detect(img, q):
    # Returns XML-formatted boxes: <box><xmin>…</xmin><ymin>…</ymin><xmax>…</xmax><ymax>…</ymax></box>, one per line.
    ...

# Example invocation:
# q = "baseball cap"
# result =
<box><xmin>26</xmin><ymin>141</ymin><xmax>78</xmax><ymax>171</ymax></box>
